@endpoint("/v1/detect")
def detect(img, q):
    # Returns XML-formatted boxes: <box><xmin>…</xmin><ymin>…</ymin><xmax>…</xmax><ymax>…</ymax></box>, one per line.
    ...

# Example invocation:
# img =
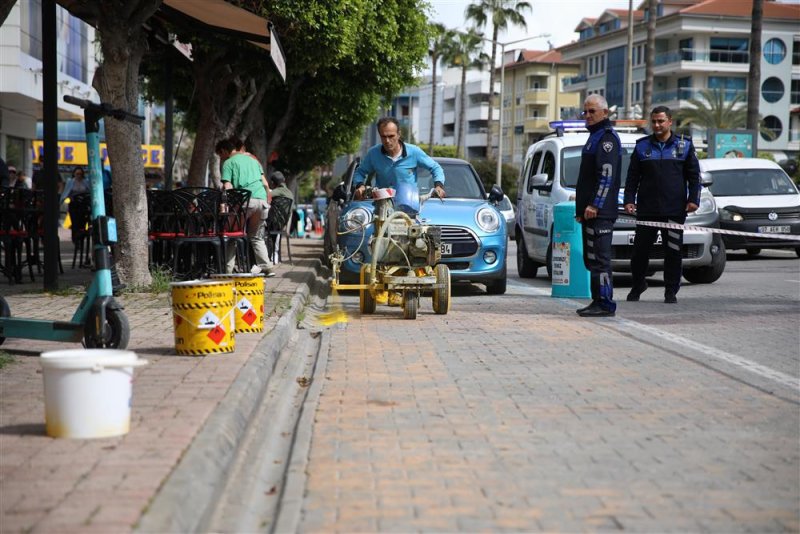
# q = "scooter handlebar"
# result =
<box><xmin>63</xmin><ymin>95</ymin><xmax>144</xmax><ymax>124</ymax></box>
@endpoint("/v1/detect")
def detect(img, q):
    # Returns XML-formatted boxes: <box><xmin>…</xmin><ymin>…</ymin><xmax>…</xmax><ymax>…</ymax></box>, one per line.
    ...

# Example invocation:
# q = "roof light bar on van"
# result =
<box><xmin>549</xmin><ymin>120</ymin><xmax>587</xmax><ymax>137</ymax></box>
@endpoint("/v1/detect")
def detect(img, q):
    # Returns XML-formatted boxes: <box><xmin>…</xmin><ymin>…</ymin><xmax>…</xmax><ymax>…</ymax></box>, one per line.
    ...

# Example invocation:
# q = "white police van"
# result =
<box><xmin>514</xmin><ymin>120</ymin><xmax>726</xmax><ymax>283</ymax></box>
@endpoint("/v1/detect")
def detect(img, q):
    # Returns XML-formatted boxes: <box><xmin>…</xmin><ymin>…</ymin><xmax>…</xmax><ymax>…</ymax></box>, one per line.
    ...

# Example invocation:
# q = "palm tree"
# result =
<box><xmin>642</xmin><ymin>0</ymin><xmax>657</xmax><ymax>116</ymax></box>
<box><xmin>428</xmin><ymin>23</ymin><xmax>456</xmax><ymax>156</ymax></box>
<box><xmin>444</xmin><ymin>30</ymin><xmax>490</xmax><ymax>158</ymax></box>
<box><xmin>746</xmin><ymin>0</ymin><xmax>763</xmax><ymax>131</ymax></box>
<box><xmin>675</xmin><ymin>88</ymin><xmax>775</xmax><ymax>140</ymax></box>
<box><xmin>465</xmin><ymin>0</ymin><xmax>532</xmax><ymax>160</ymax></box>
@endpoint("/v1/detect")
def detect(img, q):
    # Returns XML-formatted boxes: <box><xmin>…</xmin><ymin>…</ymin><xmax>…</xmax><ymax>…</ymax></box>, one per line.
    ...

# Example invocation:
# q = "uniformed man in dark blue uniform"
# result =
<box><xmin>575</xmin><ymin>95</ymin><xmax>622</xmax><ymax>318</ymax></box>
<box><xmin>624</xmin><ymin>105</ymin><xmax>701</xmax><ymax>304</ymax></box>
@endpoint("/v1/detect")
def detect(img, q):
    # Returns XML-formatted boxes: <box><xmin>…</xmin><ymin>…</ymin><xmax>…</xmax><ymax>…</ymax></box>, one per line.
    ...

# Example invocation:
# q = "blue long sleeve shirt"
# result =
<box><xmin>353</xmin><ymin>142</ymin><xmax>445</xmax><ymax>189</ymax></box>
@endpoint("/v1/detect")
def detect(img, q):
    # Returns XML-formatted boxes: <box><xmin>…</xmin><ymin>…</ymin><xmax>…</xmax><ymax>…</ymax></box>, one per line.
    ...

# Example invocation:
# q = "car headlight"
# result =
<box><xmin>693</xmin><ymin>188</ymin><xmax>716</xmax><ymax>216</ymax></box>
<box><xmin>719</xmin><ymin>207</ymin><xmax>744</xmax><ymax>222</ymax></box>
<box><xmin>475</xmin><ymin>207</ymin><xmax>501</xmax><ymax>233</ymax></box>
<box><xmin>342</xmin><ymin>207</ymin><xmax>371</xmax><ymax>231</ymax></box>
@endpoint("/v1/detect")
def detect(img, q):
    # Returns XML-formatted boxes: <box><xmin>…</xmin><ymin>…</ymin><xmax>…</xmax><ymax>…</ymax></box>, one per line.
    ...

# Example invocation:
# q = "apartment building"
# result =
<box><xmin>499</xmin><ymin>49</ymin><xmax>581</xmax><ymax>166</ymax></box>
<box><xmin>0</xmin><ymin>1</ymin><xmax>98</xmax><ymax>174</ymax></box>
<box><xmin>559</xmin><ymin>0</ymin><xmax>800</xmax><ymax>157</ymax></box>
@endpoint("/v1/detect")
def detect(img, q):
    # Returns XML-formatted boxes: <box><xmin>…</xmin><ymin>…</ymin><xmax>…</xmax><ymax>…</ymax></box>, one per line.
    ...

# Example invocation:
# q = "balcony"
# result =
<box><xmin>652</xmin><ymin>88</ymin><xmax>746</xmax><ymax>106</ymax></box>
<box><xmin>562</xmin><ymin>73</ymin><xmax>587</xmax><ymax>91</ymax></box>
<box><xmin>653</xmin><ymin>48</ymin><xmax>750</xmax><ymax>75</ymax></box>
<box><xmin>524</xmin><ymin>89</ymin><xmax>550</xmax><ymax>104</ymax></box>
<box><xmin>524</xmin><ymin>118</ymin><xmax>551</xmax><ymax>131</ymax></box>
<box><xmin>443</xmin><ymin>111</ymin><xmax>455</xmax><ymax>126</ymax></box>
<box><xmin>466</xmin><ymin>103</ymin><xmax>490</xmax><ymax>121</ymax></box>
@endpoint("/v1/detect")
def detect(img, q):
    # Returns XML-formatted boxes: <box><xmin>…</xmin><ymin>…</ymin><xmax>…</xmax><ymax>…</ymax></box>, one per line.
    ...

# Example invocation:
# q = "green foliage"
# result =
<box><xmin>674</xmin><ymin>88</ymin><xmax>775</xmax><ymax>141</ymax></box>
<box><xmin>756</xmin><ymin>151</ymin><xmax>776</xmax><ymax>162</ymax></box>
<box><xmin>469</xmin><ymin>159</ymin><xmax>520</xmax><ymax>199</ymax></box>
<box><xmin>465</xmin><ymin>0</ymin><xmax>532</xmax><ymax>33</ymax></box>
<box><xmin>0</xmin><ymin>351</ymin><xmax>14</xmax><ymax>370</ymax></box>
<box><xmin>431</xmin><ymin>145</ymin><xmax>458</xmax><ymax>158</ymax></box>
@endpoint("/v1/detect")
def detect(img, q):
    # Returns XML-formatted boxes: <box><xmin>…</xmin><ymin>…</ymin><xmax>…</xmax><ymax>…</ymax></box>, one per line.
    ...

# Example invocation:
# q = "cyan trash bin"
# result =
<box><xmin>550</xmin><ymin>201</ymin><xmax>591</xmax><ymax>299</ymax></box>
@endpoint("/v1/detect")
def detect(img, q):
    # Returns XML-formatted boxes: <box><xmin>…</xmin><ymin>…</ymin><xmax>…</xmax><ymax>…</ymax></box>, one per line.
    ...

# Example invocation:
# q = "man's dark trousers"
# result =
<box><xmin>582</xmin><ymin>218</ymin><xmax>616</xmax><ymax>310</ymax></box>
<box><xmin>631</xmin><ymin>215</ymin><xmax>686</xmax><ymax>294</ymax></box>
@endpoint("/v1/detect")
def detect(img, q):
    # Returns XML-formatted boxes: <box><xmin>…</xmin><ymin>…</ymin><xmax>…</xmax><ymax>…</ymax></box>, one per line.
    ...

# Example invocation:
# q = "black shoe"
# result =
<box><xmin>578</xmin><ymin>304</ymin><xmax>615</xmax><ymax>318</ymax></box>
<box><xmin>576</xmin><ymin>301</ymin><xmax>599</xmax><ymax>314</ymax></box>
<box><xmin>626</xmin><ymin>281</ymin><xmax>648</xmax><ymax>301</ymax></box>
<box><xmin>664</xmin><ymin>291</ymin><xmax>677</xmax><ymax>304</ymax></box>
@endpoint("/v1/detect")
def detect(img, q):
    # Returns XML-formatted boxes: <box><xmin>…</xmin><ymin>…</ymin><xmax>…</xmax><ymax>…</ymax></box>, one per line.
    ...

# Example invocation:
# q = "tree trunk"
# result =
<box><xmin>92</xmin><ymin>2</ymin><xmax>160</xmax><ymax>288</ymax></box>
<box><xmin>642</xmin><ymin>0</ymin><xmax>656</xmax><ymax>118</ymax></box>
<box><xmin>456</xmin><ymin>67</ymin><xmax>467</xmax><ymax>159</ymax></box>
<box><xmin>429</xmin><ymin>54</ymin><xmax>438</xmax><ymax>156</ymax></box>
<box><xmin>265</xmin><ymin>77</ymin><xmax>305</xmax><ymax>169</ymax></box>
<box><xmin>746</xmin><ymin>0</ymin><xmax>762</xmax><ymax>131</ymax></box>
<box><xmin>486</xmin><ymin>25</ymin><xmax>499</xmax><ymax>160</ymax></box>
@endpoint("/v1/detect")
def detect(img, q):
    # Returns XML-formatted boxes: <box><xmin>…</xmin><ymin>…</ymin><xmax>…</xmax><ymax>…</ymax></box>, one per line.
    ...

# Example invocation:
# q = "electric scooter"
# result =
<box><xmin>0</xmin><ymin>96</ymin><xmax>142</xmax><ymax>349</ymax></box>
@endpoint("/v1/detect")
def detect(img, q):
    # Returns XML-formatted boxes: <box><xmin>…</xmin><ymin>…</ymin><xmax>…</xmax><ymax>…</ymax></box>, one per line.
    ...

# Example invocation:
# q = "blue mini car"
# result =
<box><xmin>325</xmin><ymin>157</ymin><xmax>508</xmax><ymax>294</ymax></box>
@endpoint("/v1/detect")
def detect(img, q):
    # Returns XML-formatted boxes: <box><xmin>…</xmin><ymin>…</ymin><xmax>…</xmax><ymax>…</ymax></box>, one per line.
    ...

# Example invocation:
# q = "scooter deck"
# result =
<box><xmin>0</xmin><ymin>318</ymin><xmax>84</xmax><ymax>342</ymax></box>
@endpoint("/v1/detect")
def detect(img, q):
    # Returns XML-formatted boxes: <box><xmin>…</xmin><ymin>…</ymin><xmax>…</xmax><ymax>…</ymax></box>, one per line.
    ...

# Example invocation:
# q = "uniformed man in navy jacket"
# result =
<box><xmin>624</xmin><ymin>105</ymin><xmax>701</xmax><ymax>304</ymax></box>
<box><xmin>575</xmin><ymin>95</ymin><xmax>622</xmax><ymax>318</ymax></box>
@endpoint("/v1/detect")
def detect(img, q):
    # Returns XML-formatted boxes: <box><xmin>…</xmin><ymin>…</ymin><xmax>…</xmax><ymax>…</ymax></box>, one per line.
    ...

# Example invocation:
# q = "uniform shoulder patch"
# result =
<box><xmin>602</xmin><ymin>141</ymin><xmax>614</xmax><ymax>153</ymax></box>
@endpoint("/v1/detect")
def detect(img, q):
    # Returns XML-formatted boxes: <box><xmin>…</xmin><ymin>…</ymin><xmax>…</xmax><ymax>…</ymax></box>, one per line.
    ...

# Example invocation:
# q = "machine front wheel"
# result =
<box><xmin>359</xmin><ymin>265</ymin><xmax>376</xmax><ymax>314</ymax></box>
<box><xmin>84</xmin><ymin>307</ymin><xmax>130</xmax><ymax>349</ymax></box>
<box><xmin>403</xmin><ymin>291</ymin><xmax>418</xmax><ymax>320</ymax></box>
<box><xmin>432</xmin><ymin>264</ymin><xmax>451</xmax><ymax>315</ymax></box>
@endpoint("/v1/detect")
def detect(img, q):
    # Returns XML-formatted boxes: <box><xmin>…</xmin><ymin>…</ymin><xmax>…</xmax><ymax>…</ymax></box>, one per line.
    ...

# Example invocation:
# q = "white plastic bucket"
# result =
<box><xmin>40</xmin><ymin>349</ymin><xmax>148</xmax><ymax>439</ymax></box>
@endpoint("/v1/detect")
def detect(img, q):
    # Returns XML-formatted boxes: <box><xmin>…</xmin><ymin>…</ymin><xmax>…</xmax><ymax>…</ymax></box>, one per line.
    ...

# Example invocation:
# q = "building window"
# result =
<box><xmin>793</xmin><ymin>41</ymin><xmax>800</xmax><ymax>66</ymax></box>
<box><xmin>679</xmin><ymin>38</ymin><xmax>694</xmax><ymax>61</ymax></box>
<box><xmin>678</xmin><ymin>77</ymin><xmax>692</xmax><ymax>100</ymax></box>
<box><xmin>761</xmin><ymin>116</ymin><xmax>782</xmax><ymax>141</ymax></box>
<box><xmin>790</xmin><ymin>80</ymin><xmax>800</xmax><ymax>105</ymax></box>
<box><xmin>761</xmin><ymin>77</ymin><xmax>784</xmax><ymax>103</ymax></box>
<box><xmin>20</xmin><ymin>0</ymin><xmax>89</xmax><ymax>83</ymax></box>
<box><xmin>710</xmin><ymin>37</ymin><xmax>749</xmax><ymax>63</ymax></box>
<box><xmin>763</xmin><ymin>38</ymin><xmax>787</xmax><ymax>65</ymax></box>
<box><xmin>708</xmin><ymin>76</ymin><xmax>746</xmax><ymax>102</ymax></box>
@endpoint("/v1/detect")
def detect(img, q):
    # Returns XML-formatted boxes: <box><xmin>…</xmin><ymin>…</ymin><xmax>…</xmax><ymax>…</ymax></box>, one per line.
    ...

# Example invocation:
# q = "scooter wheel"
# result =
<box><xmin>0</xmin><ymin>296</ymin><xmax>10</xmax><ymax>346</ymax></box>
<box><xmin>84</xmin><ymin>307</ymin><xmax>130</xmax><ymax>349</ymax></box>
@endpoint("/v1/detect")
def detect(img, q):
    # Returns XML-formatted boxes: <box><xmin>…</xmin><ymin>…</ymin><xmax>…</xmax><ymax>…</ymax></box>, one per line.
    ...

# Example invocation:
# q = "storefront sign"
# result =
<box><xmin>31</xmin><ymin>141</ymin><xmax>164</xmax><ymax>168</ymax></box>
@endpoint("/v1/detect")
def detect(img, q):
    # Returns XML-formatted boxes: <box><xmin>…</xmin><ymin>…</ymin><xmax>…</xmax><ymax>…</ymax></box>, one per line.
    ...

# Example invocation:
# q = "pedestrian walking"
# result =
<box><xmin>215</xmin><ymin>138</ymin><xmax>275</xmax><ymax>276</ymax></box>
<box><xmin>623</xmin><ymin>106</ymin><xmax>701</xmax><ymax>304</ymax></box>
<box><xmin>574</xmin><ymin>95</ymin><xmax>622</xmax><ymax>318</ymax></box>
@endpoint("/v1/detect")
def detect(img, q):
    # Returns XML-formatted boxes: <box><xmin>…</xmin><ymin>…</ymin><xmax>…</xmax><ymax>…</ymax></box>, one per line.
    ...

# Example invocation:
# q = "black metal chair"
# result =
<box><xmin>219</xmin><ymin>188</ymin><xmax>252</xmax><ymax>273</ymax></box>
<box><xmin>171</xmin><ymin>187</ymin><xmax>224</xmax><ymax>279</ymax></box>
<box><xmin>265</xmin><ymin>195</ymin><xmax>294</xmax><ymax>264</ymax></box>
<box><xmin>68</xmin><ymin>192</ymin><xmax>93</xmax><ymax>268</ymax></box>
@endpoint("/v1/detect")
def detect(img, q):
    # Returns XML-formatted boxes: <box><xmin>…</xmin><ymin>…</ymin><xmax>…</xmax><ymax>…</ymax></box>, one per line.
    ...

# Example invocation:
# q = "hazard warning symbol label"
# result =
<box><xmin>199</xmin><ymin>310</ymin><xmax>220</xmax><ymax>329</ymax></box>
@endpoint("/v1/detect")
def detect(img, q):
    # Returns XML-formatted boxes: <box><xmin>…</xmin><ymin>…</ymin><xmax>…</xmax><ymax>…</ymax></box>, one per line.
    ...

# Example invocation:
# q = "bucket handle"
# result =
<box><xmin>91</xmin><ymin>359</ymin><xmax>148</xmax><ymax>372</ymax></box>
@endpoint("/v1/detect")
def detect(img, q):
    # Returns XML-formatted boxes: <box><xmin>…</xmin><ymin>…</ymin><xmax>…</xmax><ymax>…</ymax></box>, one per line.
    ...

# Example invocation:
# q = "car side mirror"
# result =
<box><xmin>700</xmin><ymin>171</ymin><xmax>713</xmax><ymax>187</ymax></box>
<box><xmin>331</xmin><ymin>183</ymin><xmax>347</xmax><ymax>203</ymax></box>
<box><xmin>528</xmin><ymin>173</ymin><xmax>551</xmax><ymax>192</ymax></box>
<box><xmin>487</xmin><ymin>185</ymin><xmax>504</xmax><ymax>204</ymax></box>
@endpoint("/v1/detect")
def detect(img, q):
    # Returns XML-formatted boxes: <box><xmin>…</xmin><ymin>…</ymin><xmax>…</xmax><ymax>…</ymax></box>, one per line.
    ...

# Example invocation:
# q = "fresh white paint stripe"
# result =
<box><xmin>507</xmin><ymin>280</ymin><xmax>800</xmax><ymax>392</ymax></box>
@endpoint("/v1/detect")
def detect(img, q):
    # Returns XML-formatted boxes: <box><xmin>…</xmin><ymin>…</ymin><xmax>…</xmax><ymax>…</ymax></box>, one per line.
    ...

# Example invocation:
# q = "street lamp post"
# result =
<box><xmin>483</xmin><ymin>34</ymin><xmax>550</xmax><ymax>188</ymax></box>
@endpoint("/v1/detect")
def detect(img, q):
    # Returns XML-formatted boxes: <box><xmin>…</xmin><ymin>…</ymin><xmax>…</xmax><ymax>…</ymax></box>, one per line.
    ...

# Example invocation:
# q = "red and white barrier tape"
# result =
<box><xmin>617</xmin><ymin>217</ymin><xmax>800</xmax><ymax>242</ymax></box>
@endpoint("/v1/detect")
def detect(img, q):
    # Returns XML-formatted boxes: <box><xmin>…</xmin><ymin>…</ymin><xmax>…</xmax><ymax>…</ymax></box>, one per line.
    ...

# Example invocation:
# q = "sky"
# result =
<box><xmin>428</xmin><ymin>0</ymin><xmax>635</xmax><ymax>54</ymax></box>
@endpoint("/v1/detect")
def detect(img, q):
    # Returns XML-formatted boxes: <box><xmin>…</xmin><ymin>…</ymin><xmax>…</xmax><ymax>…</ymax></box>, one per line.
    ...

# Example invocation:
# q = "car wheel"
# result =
<box><xmin>485</xmin><ymin>263</ymin><xmax>507</xmax><ymax>295</ymax></box>
<box><xmin>746</xmin><ymin>248</ymin><xmax>761</xmax><ymax>257</ymax></box>
<box><xmin>683</xmin><ymin>237</ymin><xmax>726</xmax><ymax>284</ymax></box>
<box><xmin>516</xmin><ymin>235</ymin><xmax>539</xmax><ymax>278</ymax></box>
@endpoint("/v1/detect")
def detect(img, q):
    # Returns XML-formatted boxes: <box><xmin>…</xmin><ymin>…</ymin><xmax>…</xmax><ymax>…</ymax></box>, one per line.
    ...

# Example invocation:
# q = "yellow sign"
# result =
<box><xmin>31</xmin><ymin>141</ymin><xmax>165</xmax><ymax>168</ymax></box>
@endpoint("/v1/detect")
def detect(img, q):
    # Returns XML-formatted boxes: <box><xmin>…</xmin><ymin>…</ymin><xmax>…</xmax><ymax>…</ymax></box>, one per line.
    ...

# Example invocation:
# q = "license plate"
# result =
<box><xmin>758</xmin><ymin>225</ymin><xmax>790</xmax><ymax>234</ymax></box>
<box><xmin>440</xmin><ymin>243</ymin><xmax>452</xmax><ymax>256</ymax></box>
<box><xmin>628</xmin><ymin>232</ymin><xmax>662</xmax><ymax>245</ymax></box>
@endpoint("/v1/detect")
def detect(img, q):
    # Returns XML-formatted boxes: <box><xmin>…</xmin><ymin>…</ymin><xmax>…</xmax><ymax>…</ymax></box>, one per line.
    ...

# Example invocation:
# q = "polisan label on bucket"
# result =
<box><xmin>39</xmin><ymin>349</ymin><xmax>147</xmax><ymax>439</ymax></box>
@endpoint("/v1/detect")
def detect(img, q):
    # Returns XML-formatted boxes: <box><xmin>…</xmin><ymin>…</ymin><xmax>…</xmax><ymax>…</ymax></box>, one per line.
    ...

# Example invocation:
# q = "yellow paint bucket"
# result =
<box><xmin>210</xmin><ymin>273</ymin><xmax>265</xmax><ymax>333</ymax></box>
<box><xmin>170</xmin><ymin>280</ymin><xmax>235</xmax><ymax>355</ymax></box>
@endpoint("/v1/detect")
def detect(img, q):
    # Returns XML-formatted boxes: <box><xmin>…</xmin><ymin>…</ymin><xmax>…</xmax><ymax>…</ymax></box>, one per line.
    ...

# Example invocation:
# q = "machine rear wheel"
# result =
<box><xmin>84</xmin><ymin>307</ymin><xmax>130</xmax><ymax>349</ymax></box>
<box><xmin>432</xmin><ymin>264</ymin><xmax>451</xmax><ymax>314</ymax></box>
<box><xmin>403</xmin><ymin>291</ymin><xmax>418</xmax><ymax>320</ymax></box>
<box><xmin>359</xmin><ymin>265</ymin><xmax>375</xmax><ymax>314</ymax></box>
<box><xmin>0</xmin><ymin>296</ymin><xmax>10</xmax><ymax>346</ymax></box>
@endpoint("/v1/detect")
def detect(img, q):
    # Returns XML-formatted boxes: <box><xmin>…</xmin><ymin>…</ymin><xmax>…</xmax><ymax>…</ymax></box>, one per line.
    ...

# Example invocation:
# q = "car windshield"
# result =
<box><xmin>707</xmin><ymin>168</ymin><xmax>799</xmax><ymax>196</ymax></box>
<box><xmin>417</xmin><ymin>163</ymin><xmax>484</xmax><ymax>199</ymax></box>
<box><xmin>561</xmin><ymin>145</ymin><xmax>634</xmax><ymax>188</ymax></box>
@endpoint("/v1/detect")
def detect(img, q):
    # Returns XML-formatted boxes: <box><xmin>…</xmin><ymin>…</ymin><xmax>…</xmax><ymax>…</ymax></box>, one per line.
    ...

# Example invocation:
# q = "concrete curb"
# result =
<box><xmin>135</xmin><ymin>263</ymin><xmax>320</xmax><ymax>534</ymax></box>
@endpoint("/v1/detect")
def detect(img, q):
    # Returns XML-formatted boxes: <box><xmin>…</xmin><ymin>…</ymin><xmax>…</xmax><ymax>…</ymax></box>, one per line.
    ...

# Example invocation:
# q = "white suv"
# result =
<box><xmin>514</xmin><ymin>121</ymin><xmax>727</xmax><ymax>284</ymax></box>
